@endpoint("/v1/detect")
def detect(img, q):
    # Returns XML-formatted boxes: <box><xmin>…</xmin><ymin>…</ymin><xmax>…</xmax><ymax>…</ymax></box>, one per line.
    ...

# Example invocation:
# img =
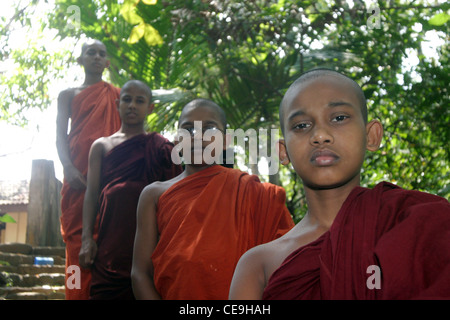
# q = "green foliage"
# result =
<box><xmin>2</xmin><ymin>0</ymin><xmax>449</xmax><ymax>221</ymax></box>
<box><xmin>0</xmin><ymin>214</ymin><xmax>16</xmax><ymax>223</ymax></box>
<box><xmin>0</xmin><ymin>1</ymin><xmax>70</xmax><ymax>126</ymax></box>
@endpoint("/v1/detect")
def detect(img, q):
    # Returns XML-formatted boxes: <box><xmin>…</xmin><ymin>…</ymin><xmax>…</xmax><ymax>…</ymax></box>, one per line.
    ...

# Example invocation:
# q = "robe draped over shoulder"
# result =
<box><xmin>152</xmin><ymin>165</ymin><xmax>295</xmax><ymax>300</ymax></box>
<box><xmin>263</xmin><ymin>182</ymin><xmax>450</xmax><ymax>300</ymax></box>
<box><xmin>90</xmin><ymin>133</ymin><xmax>182</xmax><ymax>299</ymax></box>
<box><xmin>60</xmin><ymin>81</ymin><xmax>121</xmax><ymax>300</ymax></box>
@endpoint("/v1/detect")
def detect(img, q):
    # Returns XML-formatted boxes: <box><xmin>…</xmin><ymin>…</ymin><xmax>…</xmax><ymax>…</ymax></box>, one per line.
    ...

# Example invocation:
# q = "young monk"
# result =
<box><xmin>131</xmin><ymin>98</ymin><xmax>295</xmax><ymax>300</ymax></box>
<box><xmin>56</xmin><ymin>39</ymin><xmax>121</xmax><ymax>300</ymax></box>
<box><xmin>78</xmin><ymin>80</ymin><xmax>182</xmax><ymax>299</ymax></box>
<box><xmin>228</xmin><ymin>68</ymin><xmax>450</xmax><ymax>300</ymax></box>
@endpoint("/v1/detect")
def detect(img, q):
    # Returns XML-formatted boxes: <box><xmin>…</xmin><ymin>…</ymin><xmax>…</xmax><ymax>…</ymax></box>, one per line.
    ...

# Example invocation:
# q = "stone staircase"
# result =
<box><xmin>0</xmin><ymin>243</ymin><xmax>66</xmax><ymax>300</ymax></box>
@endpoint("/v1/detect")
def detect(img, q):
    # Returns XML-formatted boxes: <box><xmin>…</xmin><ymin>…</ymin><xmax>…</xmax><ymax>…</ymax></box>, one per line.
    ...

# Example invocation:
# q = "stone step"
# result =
<box><xmin>0</xmin><ymin>243</ymin><xmax>33</xmax><ymax>255</ymax></box>
<box><xmin>0</xmin><ymin>285</ymin><xmax>65</xmax><ymax>300</ymax></box>
<box><xmin>4</xmin><ymin>272</ymin><xmax>65</xmax><ymax>287</ymax></box>
<box><xmin>0</xmin><ymin>243</ymin><xmax>65</xmax><ymax>257</ymax></box>
<box><xmin>0</xmin><ymin>264</ymin><xmax>65</xmax><ymax>275</ymax></box>
<box><xmin>0</xmin><ymin>252</ymin><xmax>65</xmax><ymax>266</ymax></box>
<box><xmin>32</xmin><ymin>246</ymin><xmax>65</xmax><ymax>258</ymax></box>
<box><xmin>0</xmin><ymin>243</ymin><xmax>67</xmax><ymax>300</ymax></box>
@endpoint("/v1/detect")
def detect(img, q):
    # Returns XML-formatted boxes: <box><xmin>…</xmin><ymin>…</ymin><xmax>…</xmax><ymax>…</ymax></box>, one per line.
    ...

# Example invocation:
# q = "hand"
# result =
<box><xmin>64</xmin><ymin>165</ymin><xmax>87</xmax><ymax>190</ymax></box>
<box><xmin>79</xmin><ymin>237</ymin><xmax>97</xmax><ymax>269</ymax></box>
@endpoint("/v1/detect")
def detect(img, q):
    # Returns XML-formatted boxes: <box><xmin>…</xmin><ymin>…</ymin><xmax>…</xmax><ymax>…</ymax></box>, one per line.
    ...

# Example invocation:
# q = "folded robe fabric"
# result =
<box><xmin>60</xmin><ymin>81</ymin><xmax>121</xmax><ymax>300</ymax></box>
<box><xmin>262</xmin><ymin>182</ymin><xmax>450</xmax><ymax>300</ymax></box>
<box><xmin>89</xmin><ymin>133</ymin><xmax>182</xmax><ymax>300</ymax></box>
<box><xmin>152</xmin><ymin>165</ymin><xmax>295</xmax><ymax>300</ymax></box>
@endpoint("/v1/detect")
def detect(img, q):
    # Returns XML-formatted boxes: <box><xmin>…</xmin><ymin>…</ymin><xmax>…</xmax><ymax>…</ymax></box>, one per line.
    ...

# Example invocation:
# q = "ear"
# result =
<box><xmin>105</xmin><ymin>59</ymin><xmax>110</xmax><ymax>69</ymax></box>
<box><xmin>77</xmin><ymin>56</ymin><xmax>82</xmax><ymax>65</ymax></box>
<box><xmin>366</xmin><ymin>119</ymin><xmax>383</xmax><ymax>152</ymax></box>
<box><xmin>148</xmin><ymin>103</ymin><xmax>155</xmax><ymax>114</ymax></box>
<box><xmin>115</xmin><ymin>98</ymin><xmax>120</xmax><ymax>110</ymax></box>
<box><xmin>277</xmin><ymin>139</ymin><xmax>290</xmax><ymax>166</ymax></box>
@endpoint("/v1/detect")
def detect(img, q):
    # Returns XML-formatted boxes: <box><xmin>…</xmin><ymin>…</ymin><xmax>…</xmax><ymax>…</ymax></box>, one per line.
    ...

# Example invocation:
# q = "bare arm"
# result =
<box><xmin>131</xmin><ymin>184</ymin><xmax>163</xmax><ymax>300</ymax></box>
<box><xmin>56</xmin><ymin>89</ymin><xmax>86</xmax><ymax>190</ymax></box>
<box><xmin>229</xmin><ymin>246</ymin><xmax>267</xmax><ymax>300</ymax></box>
<box><xmin>79</xmin><ymin>139</ymin><xmax>104</xmax><ymax>269</ymax></box>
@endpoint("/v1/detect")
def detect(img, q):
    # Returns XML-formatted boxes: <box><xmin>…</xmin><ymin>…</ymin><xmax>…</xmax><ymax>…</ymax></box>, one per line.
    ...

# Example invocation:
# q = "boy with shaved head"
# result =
<box><xmin>56</xmin><ymin>39</ymin><xmax>122</xmax><ymax>299</ymax></box>
<box><xmin>79</xmin><ymin>80</ymin><xmax>181</xmax><ymax>299</ymax></box>
<box><xmin>131</xmin><ymin>98</ymin><xmax>295</xmax><ymax>300</ymax></box>
<box><xmin>229</xmin><ymin>68</ymin><xmax>450</xmax><ymax>300</ymax></box>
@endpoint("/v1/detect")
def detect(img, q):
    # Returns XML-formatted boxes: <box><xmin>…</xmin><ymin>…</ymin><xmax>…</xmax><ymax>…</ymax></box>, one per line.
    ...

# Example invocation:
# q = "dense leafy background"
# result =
<box><xmin>1</xmin><ymin>0</ymin><xmax>448</xmax><ymax>221</ymax></box>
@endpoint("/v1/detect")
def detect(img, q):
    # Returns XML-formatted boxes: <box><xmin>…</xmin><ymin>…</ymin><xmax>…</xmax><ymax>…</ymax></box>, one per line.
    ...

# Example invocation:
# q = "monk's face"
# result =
<box><xmin>117</xmin><ymin>84</ymin><xmax>153</xmax><ymax>125</ymax></box>
<box><xmin>178</xmin><ymin>105</ymin><xmax>226</xmax><ymax>166</ymax></box>
<box><xmin>78</xmin><ymin>41</ymin><xmax>110</xmax><ymax>74</ymax></box>
<box><xmin>279</xmin><ymin>76</ymin><xmax>371</xmax><ymax>190</ymax></box>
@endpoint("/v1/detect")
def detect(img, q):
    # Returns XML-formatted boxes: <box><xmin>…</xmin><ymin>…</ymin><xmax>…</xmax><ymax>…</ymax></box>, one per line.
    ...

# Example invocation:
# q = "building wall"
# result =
<box><xmin>2</xmin><ymin>211</ymin><xmax>28</xmax><ymax>243</ymax></box>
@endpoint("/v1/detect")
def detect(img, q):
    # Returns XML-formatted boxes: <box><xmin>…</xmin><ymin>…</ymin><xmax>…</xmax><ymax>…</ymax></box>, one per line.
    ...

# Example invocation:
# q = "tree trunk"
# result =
<box><xmin>26</xmin><ymin>159</ymin><xmax>64</xmax><ymax>247</ymax></box>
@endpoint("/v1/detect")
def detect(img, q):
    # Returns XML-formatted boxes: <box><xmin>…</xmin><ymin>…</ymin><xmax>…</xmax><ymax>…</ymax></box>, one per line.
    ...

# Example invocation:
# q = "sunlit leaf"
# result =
<box><xmin>127</xmin><ymin>22</ymin><xmax>146</xmax><ymax>44</ymax></box>
<box><xmin>120</xmin><ymin>0</ymin><xmax>143</xmax><ymax>25</ymax></box>
<box><xmin>428</xmin><ymin>12</ymin><xmax>450</xmax><ymax>26</ymax></box>
<box><xmin>143</xmin><ymin>23</ymin><xmax>163</xmax><ymax>46</ymax></box>
<box><xmin>141</xmin><ymin>0</ymin><xmax>157</xmax><ymax>4</ymax></box>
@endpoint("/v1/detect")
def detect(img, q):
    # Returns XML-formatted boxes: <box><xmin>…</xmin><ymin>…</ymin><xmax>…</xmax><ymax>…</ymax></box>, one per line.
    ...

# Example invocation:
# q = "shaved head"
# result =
<box><xmin>280</xmin><ymin>68</ymin><xmax>368</xmax><ymax>135</ymax></box>
<box><xmin>180</xmin><ymin>99</ymin><xmax>227</xmax><ymax>129</ymax></box>
<box><xmin>121</xmin><ymin>80</ymin><xmax>153</xmax><ymax>101</ymax></box>
<box><xmin>80</xmin><ymin>39</ymin><xmax>106</xmax><ymax>56</ymax></box>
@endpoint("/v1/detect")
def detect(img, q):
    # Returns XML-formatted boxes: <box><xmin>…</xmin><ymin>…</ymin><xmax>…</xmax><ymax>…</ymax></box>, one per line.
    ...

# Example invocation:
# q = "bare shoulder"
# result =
<box><xmin>239</xmin><ymin>223</ymin><xmax>311</xmax><ymax>282</ymax></box>
<box><xmin>57</xmin><ymin>88</ymin><xmax>75</xmax><ymax>110</ymax></box>
<box><xmin>57</xmin><ymin>87</ymin><xmax>79</xmax><ymax>103</ymax></box>
<box><xmin>95</xmin><ymin>133</ymin><xmax>124</xmax><ymax>155</ymax></box>
<box><xmin>229</xmin><ymin>229</ymin><xmax>302</xmax><ymax>299</ymax></box>
<box><xmin>58</xmin><ymin>85</ymin><xmax>88</xmax><ymax>102</ymax></box>
<box><xmin>140</xmin><ymin>172</ymin><xmax>186</xmax><ymax>204</ymax></box>
<box><xmin>90</xmin><ymin>136</ymin><xmax>109</xmax><ymax>154</ymax></box>
<box><xmin>58</xmin><ymin>87</ymin><xmax>75</xmax><ymax>97</ymax></box>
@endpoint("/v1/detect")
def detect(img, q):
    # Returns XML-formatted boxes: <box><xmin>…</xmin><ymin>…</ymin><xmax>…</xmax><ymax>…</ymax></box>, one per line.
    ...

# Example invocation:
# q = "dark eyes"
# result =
<box><xmin>291</xmin><ymin>115</ymin><xmax>350</xmax><ymax>131</ymax></box>
<box><xmin>181</xmin><ymin>126</ymin><xmax>223</xmax><ymax>136</ymax></box>
<box><xmin>87</xmin><ymin>50</ymin><xmax>106</xmax><ymax>57</ymax></box>
<box><xmin>122</xmin><ymin>97</ymin><xmax>145</xmax><ymax>103</ymax></box>
<box><xmin>332</xmin><ymin>115</ymin><xmax>350</xmax><ymax>122</ymax></box>
<box><xmin>292</xmin><ymin>122</ymin><xmax>311</xmax><ymax>130</ymax></box>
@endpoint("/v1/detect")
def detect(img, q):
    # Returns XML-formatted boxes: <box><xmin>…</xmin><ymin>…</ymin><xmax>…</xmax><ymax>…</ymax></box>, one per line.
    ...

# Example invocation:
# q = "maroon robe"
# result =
<box><xmin>263</xmin><ymin>182</ymin><xmax>450</xmax><ymax>300</ymax></box>
<box><xmin>89</xmin><ymin>133</ymin><xmax>182</xmax><ymax>300</ymax></box>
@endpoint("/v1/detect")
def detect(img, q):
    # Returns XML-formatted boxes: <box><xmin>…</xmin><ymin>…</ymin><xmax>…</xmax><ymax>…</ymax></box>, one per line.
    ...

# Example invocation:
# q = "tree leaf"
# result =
<box><xmin>428</xmin><ymin>12</ymin><xmax>449</xmax><ymax>26</ymax></box>
<box><xmin>141</xmin><ymin>0</ymin><xmax>158</xmax><ymax>4</ymax></box>
<box><xmin>144</xmin><ymin>23</ymin><xmax>163</xmax><ymax>46</ymax></box>
<box><xmin>127</xmin><ymin>22</ymin><xmax>146</xmax><ymax>44</ymax></box>
<box><xmin>0</xmin><ymin>214</ymin><xmax>16</xmax><ymax>223</ymax></box>
<box><xmin>120</xmin><ymin>0</ymin><xmax>143</xmax><ymax>25</ymax></box>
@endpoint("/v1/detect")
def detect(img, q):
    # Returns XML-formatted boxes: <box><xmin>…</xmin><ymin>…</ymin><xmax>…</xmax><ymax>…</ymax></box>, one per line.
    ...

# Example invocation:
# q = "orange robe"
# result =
<box><xmin>60</xmin><ymin>81</ymin><xmax>121</xmax><ymax>300</ymax></box>
<box><xmin>152</xmin><ymin>165</ymin><xmax>295</xmax><ymax>299</ymax></box>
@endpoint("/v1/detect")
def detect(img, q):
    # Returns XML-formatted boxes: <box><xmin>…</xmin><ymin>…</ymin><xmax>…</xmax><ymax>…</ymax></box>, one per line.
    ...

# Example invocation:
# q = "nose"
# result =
<box><xmin>94</xmin><ymin>51</ymin><xmax>102</xmax><ymax>60</ymax></box>
<box><xmin>310</xmin><ymin>125</ymin><xmax>333</xmax><ymax>146</ymax></box>
<box><xmin>127</xmin><ymin>99</ymin><xmax>137</xmax><ymax>110</ymax></box>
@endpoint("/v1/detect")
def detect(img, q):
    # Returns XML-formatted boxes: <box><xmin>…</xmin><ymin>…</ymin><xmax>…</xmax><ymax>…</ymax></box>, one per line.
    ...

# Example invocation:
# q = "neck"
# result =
<box><xmin>303</xmin><ymin>178</ymin><xmax>360</xmax><ymax>229</ymax></box>
<box><xmin>118</xmin><ymin>124</ymin><xmax>146</xmax><ymax>138</ymax></box>
<box><xmin>184</xmin><ymin>163</ymin><xmax>217</xmax><ymax>177</ymax></box>
<box><xmin>83</xmin><ymin>73</ymin><xmax>103</xmax><ymax>86</ymax></box>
